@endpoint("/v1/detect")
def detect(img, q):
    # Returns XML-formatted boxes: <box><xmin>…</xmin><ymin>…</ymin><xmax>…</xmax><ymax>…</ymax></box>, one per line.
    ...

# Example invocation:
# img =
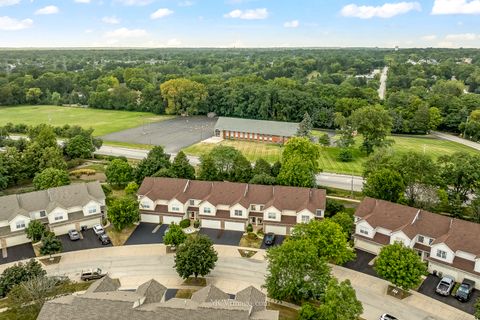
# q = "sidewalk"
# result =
<box><xmin>432</xmin><ymin>131</ymin><xmax>480</xmax><ymax>151</ymax></box>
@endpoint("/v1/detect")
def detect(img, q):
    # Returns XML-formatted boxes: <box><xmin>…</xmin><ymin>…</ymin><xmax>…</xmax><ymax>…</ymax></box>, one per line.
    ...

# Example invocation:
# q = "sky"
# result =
<box><xmin>1</xmin><ymin>0</ymin><xmax>480</xmax><ymax>48</ymax></box>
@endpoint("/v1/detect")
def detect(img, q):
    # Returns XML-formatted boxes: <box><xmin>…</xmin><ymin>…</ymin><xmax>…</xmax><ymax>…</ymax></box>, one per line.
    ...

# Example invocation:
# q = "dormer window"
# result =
<box><xmin>172</xmin><ymin>206</ymin><xmax>180</xmax><ymax>212</ymax></box>
<box><xmin>189</xmin><ymin>200</ymin><xmax>195</xmax><ymax>206</ymax></box>
<box><xmin>250</xmin><ymin>205</ymin><xmax>256</xmax><ymax>211</ymax></box>
<box><xmin>301</xmin><ymin>215</ymin><xmax>310</xmax><ymax>223</ymax></box>
<box><xmin>315</xmin><ymin>209</ymin><xmax>322</xmax><ymax>217</ymax></box>
<box><xmin>234</xmin><ymin>210</ymin><xmax>242</xmax><ymax>217</ymax></box>
<box><xmin>140</xmin><ymin>203</ymin><xmax>150</xmax><ymax>209</ymax></box>
<box><xmin>259</xmin><ymin>205</ymin><xmax>265</xmax><ymax>211</ymax></box>
<box><xmin>203</xmin><ymin>207</ymin><xmax>211</xmax><ymax>214</ymax></box>
<box><xmin>418</xmin><ymin>235</ymin><xmax>424</xmax><ymax>243</ymax></box>
<box><xmin>88</xmin><ymin>206</ymin><xmax>97</xmax><ymax>214</ymax></box>
<box><xmin>39</xmin><ymin>210</ymin><xmax>46</xmax><ymax>218</ymax></box>
<box><xmin>16</xmin><ymin>220</ymin><xmax>26</xmax><ymax>229</ymax></box>
<box><xmin>436</xmin><ymin>249</ymin><xmax>447</xmax><ymax>259</ymax></box>
<box><xmin>429</xmin><ymin>238</ymin><xmax>433</xmax><ymax>245</ymax></box>
<box><xmin>268</xmin><ymin>212</ymin><xmax>276</xmax><ymax>219</ymax></box>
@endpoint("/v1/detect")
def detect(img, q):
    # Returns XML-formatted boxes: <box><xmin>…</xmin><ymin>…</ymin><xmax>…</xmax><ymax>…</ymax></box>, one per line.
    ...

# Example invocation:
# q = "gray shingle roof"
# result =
<box><xmin>236</xmin><ymin>286</ymin><xmax>266</xmax><ymax>313</ymax></box>
<box><xmin>37</xmin><ymin>279</ymin><xmax>277</xmax><ymax>320</ymax></box>
<box><xmin>136</xmin><ymin>279</ymin><xmax>167</xmax><ymax>304</ymax></box>
<box><xmin>0</xmin><ymin>182</ymin><xmax>105</xmax><ymax>222</ymax></box>
<box><xmin>86</xmin><ymin>276</ymin><xmax>120</xmax><ymax>293</ymax></box>
<box><xmin>214</xmin><ymin>117</ymin><xmax>299</xmax><ymax>137</ymax></box>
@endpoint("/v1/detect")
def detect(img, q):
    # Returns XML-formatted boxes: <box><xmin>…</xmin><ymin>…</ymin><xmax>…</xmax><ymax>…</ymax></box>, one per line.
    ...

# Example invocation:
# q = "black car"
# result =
<box><xmin>264</xmin><ymin>232</ymin><xmax>276</xmax><ymax>245</ymax></box>
<box><xmin>456</xmin><ymin>279</ymin><xmax>475</xmax><ymax>302</ymax></box>
<box><xmin>98</xmin><ymin>233</ymin><xmax>111</xmax><ymax>245</ymax></box>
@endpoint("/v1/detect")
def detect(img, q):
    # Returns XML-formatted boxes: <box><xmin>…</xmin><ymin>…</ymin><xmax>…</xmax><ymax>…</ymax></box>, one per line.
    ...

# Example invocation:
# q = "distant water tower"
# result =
<box><xmin>395</xmin><ymin>46</ymin><xmax>399</xmax><ymax>51</ymax></box>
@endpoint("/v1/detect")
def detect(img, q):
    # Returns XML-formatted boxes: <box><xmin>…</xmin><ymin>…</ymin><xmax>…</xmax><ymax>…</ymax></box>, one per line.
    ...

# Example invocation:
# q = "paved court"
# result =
<box><xmin>101</xmin><ymin>116</ymin><xmax>217</xmax><ymax>154</ymax></box>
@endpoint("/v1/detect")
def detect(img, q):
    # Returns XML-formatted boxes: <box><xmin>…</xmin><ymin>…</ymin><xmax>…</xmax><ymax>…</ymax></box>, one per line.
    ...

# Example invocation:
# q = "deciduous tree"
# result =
<box><xmin>170</xmin><ymin>151</ymin><xmax>195</xmax><ymax>179</ymax></box>
<box><xmin>160</xmin><ymin>78</ymin><xmax>208</xmax><ymax>115</ymax></box>
<box><xmin>174</xmin><ymin>235</ymin><xmax>218</xmax><ymax>279</ymax></box>
<box><xmin>33</xmin><ymin>168</ymin><xmax>70</xmax><ymax>190</ymax></box>
<box><xmin>107</xmin><ymin>196</ymin><xmax>139</xmax><ymax>231</ymax></box>
<box><xmin>39</xmin><ymin>234</ymin><xmax>62</xmax><ymax>258</ymax></box>
<box><xmin>363</xmin><ymin>168</ymin><xmax>405</xmax><ymax>203</ymax></box>
<box><xmin>163</xmin><ymin>223</ymin><xmax>187</xmax><ymax>248</ymax></box>
<box><xmin>350</xmin><ymin>105</ymin><xmax>393</xmax><ymax>154</ymax></box>
<box><xmin>0</xmin><ymin>259</ymin><xmax>46</xmax><ymax>298</ymax></box>
<box><xmin>25</xmin><ymin>221</ymin><xmax>47</xmax><ymax>243</ymax></box>
<box><xmin>106</xmin><ymin>159</ymin><xmax>134</xmax><ymax>188</ymax></box>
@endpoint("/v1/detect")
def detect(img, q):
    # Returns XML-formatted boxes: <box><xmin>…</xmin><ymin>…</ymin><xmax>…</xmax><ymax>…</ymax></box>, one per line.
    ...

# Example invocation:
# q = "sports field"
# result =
<box><xmin>0</xmin><ymin>105</ymin><xmax>173</xmax><ymax>136</ymax></box>
<box><xmin>183</xmin><ymin>134</ymin><xmax>479</xmax><ymax>176</ymax></box>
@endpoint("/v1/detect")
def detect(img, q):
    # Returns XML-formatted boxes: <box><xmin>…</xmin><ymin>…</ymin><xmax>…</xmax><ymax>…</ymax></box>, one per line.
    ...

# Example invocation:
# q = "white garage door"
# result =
<box><xmin>53</xmin><ymin>223</ymin><xmax>76</xmax><ymax>236</ymax></box>
<box><xmin>265</xmin><ymin>225</ymin><xmax>287</xmax><ymax>235</ymax></box>
<box><xmin>163</xmin><ymin>216</ymin><xmax>182</xmax><ymax>225</ymax></box>
<box><xmin>141</xmin><ymin>214</ymin><xmax>160</xmax><ymax>224</ymax></box>
<box><xmin>224</xmin><ymin>221</ymin><xmax>245</xmax><ymax>232</ymax></box>
<box><xmin>201</xmin><ymin>219</ymin><xmax>221</xmax><ymax>229</ymax></box>
<box><xmin>5</xmin><ymin>234</ymin><xmax>30</xmax><ymax>247</ymax></box>
<box><xmin>354</xmin><ymin>238</ymin><xmax>382</xmax><ymax>255</ymax></box>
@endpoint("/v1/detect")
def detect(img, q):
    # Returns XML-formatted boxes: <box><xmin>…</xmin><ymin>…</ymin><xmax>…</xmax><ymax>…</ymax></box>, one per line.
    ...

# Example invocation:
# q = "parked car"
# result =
<box><xmin>380</xmin><ymin>314</ymin><xmax>398</xmax><ymax>320</ymax></box>
<box><xmin>80</xmin><ymin>268</ymin><xmax>105</xmax><ymax>281</ymax></box>
<box><xmin>93</xmin><ymin>224</ymin><xmax>104</xmax><ymax>235</ymax></box>
<box><xmin>456</xmin><ymin>279</ymin><xmax>475</xmax><ymax>302</ymax></box>
<box><xmin>98</xmin><ymin>233</ymin><xmax>111</xmax><ymax>245</ymax></box>
<box><xmin>68</xmin><ymin>229</ymin><xmax>80</xmax><ymax>241</ymax></box>
<box><xmin>435</xmin><ymin>276</ymin><xmax>455</xmax><ymax>296</ymax></box>
<box><xmin>264</xmin><ymin>232</ymin><xmax>276</xmax><ymax>245</ymax></box>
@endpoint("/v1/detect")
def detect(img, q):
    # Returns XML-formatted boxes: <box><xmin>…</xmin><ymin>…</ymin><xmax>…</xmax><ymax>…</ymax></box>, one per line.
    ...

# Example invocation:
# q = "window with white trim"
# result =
<box><xmin>39</xmin><ymin>210</ymin><xmax>46</xmax><ymax>218</ymax></box>
<box><xmin>88</xmin><ymin>206</ymin><xmax>97</xmax><ymax>214</ymax></box>
<box><xmin>418</xmin><ymin>235</ymin><xmax>424</xmax><ymax>243</ymax></box>
<box><xmin>172</xmin><ymin>206</ymin><xmax>180</xmax><ymax>212</ymax></box>
<box><xmin>315</xmin><ymin>209</ymin><xmax>322</xmax><ymax>216</ymax></box>
<box><xmin>259</xmin><ymin>205</ymin><xmax>265</xmax><ymax>211</ymax></box>
<box><xmin>140</xmin><ymin>202</ymin><xmax>150</xmax><ymax>209</ymax></box>
<box><xmin>301</xmin><ymin>215</ymin><xmax>310</xmax><ymax>223</ymax></box>
<box><xmin>189</xmin><ymin>200</ymin><xmax>195</xmax><ymax>205</ymax></box>
<box><xmin>234</xmin><ymin>210</ymin><xmax>242</xmax><ymax>217</ymax></box>
<box><xmin>203</xmin><ymin>207</ymin><xmax>211</xmax><ymax>214</ymax></box>
<box><xmin>54</xmin><ymin>214</ymin><xmax>63</xmax><ymax>221</ymax></box>
<box><xmin>268</xmin><ymin>212</ymin><xmax>276</xmax><ymax>219</ymax></box>
<box><xmin>436</xmin><ymin>249</ymin><xmax>447</xmax><ymax>259</ymax></box>
<box><xmin>16</xmin><ymin>220</ymin><xmax>26</xmax><ymax>229</ymax></box>
<box><xmin>429</xmin><ymin>238</ymin><xmax>434</xmax><ymax>245</ymax></box>
<box><xmin>359</xmin><ymin>228</ymin><xmax>369</xmax><ymax>235</ymax></box>
<box><xmin>250</xmin><ymin>204</ymin><xmax>256</xmax><ymax>211</ymax></box>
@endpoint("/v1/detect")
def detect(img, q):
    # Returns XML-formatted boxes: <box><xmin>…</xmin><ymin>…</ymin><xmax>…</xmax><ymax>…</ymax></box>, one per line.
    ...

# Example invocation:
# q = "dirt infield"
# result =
<box><xmin>101</xmin><ymin>116</ymin><xmax>217</xmax><ymax>153</ymax></box>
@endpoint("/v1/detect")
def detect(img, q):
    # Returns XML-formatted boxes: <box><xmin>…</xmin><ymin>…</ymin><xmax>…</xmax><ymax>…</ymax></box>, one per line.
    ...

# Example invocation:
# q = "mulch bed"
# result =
<box><xmin>387</xmin><ymin>285</ymin><xmax>412</xmax><ymax>299</ymax></box>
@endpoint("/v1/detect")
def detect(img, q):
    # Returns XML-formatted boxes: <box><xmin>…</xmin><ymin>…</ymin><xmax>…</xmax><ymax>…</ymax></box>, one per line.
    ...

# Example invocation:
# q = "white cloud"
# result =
<box><xmin>224</xmin><ymin>8</ymin><xmax>268</xmax><ymax>19</ymax></box>
<box><xmin>445</xmin><ymin>33</ymin><xmax>477</xmax><ymax>40</ymax></box>
<box><xmin>115</xmin><ymin>0</ymin><xmax>153</xmax><ymax>6</ymax></box>
<box><xmin>0</xmin><ymin>16</ymin><xmax>33</xmax><ymax>30</ymax></box>
<box><xmin>167</xmin><ymin>38</ymin><xmax>182</xmax><ymax>46</ymax></box>
<box><xmin>105</xmin><ymin>27</ymin><xmax>147</xmax><ymax>38</ymax></box>
<box><xmin>178</xmin><ymin>1</ymin><xmax>193</xmax><ymax>7</ymax></box>
<box><xmin>437</xmin><ymin>41</ymin><xmax>455</xmax><ymax>48</ymax></box>
<box><xmin>341</xmin><ymin>2</ymin><xmax>421</xmax><ymax>19</ymax></box>
<box><xmin>74</xmin><ymin>0</ymin><xmax>91</xmax><ymax>3</ymax></box>
<box><xmin>432</xmin><ymin>0</ymin><xmax>480</xmax><ymax>15</ymax></box>
<box><xmin>422</xmin><ymin>34</ymin><xmax>437</xmax><ymax>41</ymax></box>
<box><xmin>35</xmin><ymin>5</ymin><xmax>59</xmax><ymax>15</ymax></box>
<box><xmin>102</xmin><ymin>16</ymin><xmax>120</xmax><ymax>24</ymax></box>
<box><xmin>0</xmin><ymin>0</ymin><xmax>20</xmax><ymax>7</ymax></box>
<box><xmin>284</xmin><ymin>20</ymin><xmax>299</xmax><ymax>28</ymax></box>
<box><xmin>84</xmin><ymin>28</ymin><xmax>94</xmax><ymax>33</ymax></box>
<box><xmin>150</xmin><ymin>8</ymin><xmax>174</xmax><ymax>19</ymax></box>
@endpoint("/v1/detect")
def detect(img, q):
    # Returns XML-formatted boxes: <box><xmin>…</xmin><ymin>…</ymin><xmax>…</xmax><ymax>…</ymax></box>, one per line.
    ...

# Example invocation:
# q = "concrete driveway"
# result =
<box><xmin>0</xmin><ymin>243</ymin><xmax>35</xmax><ymax>265</ymax></box>
<box><xmin>419</xmin><ymin>274</ymin><xmax>479</xmax><ymax>315</ymax></box>
<box><xmin>260</xmin><ymin>235</ymin><xmax>285</xmax><ymax>249</ymax></box>
<box><xmin>58</xmin><ymin>229</ymin><xmax>112</xmax><ymax>253</ymax></box>
<box><xmin>343</xmin><ymin>249</ymin><xmax>380</xmax><ymax>279</ymax></box>
<box><xmin>198</xmin><ymin>228</ymin><xmax>243</xmax><ymax>246</ymax></box>
<box><xmin>125</xmin><ymin>223</ymin><xmax>167</xmax><ymax>245</ymax></box>
<box><xmin>101</xmin><ymin>116</ymin><xmax>217</xmax><ymax>154</ymax></box>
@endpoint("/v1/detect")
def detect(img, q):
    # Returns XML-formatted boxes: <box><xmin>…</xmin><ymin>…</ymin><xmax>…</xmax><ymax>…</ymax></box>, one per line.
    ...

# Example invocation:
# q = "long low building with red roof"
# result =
<box><xmin>137</xmin><ymin>177</ymin><xmax>326</xmax><ymax>235</ymax></box>
<box><xmin>354</xmin><ymin>197</ymin><xmax>480</xmax><ymax>289</ymax></box>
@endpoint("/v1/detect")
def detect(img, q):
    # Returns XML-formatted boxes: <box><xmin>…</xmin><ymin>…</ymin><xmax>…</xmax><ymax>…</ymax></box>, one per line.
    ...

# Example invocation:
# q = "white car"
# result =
<box><xmin>93</xmin><ymin>224</ymin><xmax>104</xmax><ymax>235</ymax></box>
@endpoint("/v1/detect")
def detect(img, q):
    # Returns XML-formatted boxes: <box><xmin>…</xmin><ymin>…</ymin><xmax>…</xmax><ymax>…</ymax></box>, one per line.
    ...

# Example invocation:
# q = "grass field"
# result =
<box><xmin>183</xmin><ymin>135</ymin><xmax>479</xmax><ymax>176</ymax></box>
<box><xmin>0</xmin><ymin>105</ymin><xmax>173</xmax><ymax>136</ymax></box>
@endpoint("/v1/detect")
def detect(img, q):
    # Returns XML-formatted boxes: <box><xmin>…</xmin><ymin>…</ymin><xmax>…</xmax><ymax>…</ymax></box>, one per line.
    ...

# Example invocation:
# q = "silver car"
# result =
<box><xmin>93</xmin><ymin>224</ymin><xmax>104</xmax><ymax>235</ymax></box>
<box><xmin>68</xmin><ymin>229</ymin><xmax>80</xmax><ymax>241</ymax></box>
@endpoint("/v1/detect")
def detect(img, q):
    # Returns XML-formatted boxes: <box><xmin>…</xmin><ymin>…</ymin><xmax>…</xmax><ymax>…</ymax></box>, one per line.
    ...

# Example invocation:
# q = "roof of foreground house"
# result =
<box><xmin>355</xmin><ymin>197</ymin><xmax>480</xmax><ymax>256</ymax></box>
<box><xmin>138</xmin><ymin>177</ymin><xmax>326</xmax><ymax>213</ymax></box>
<box><xmin>214</xmin><ymin>117</ymin><xmax>299</xmax><ymax>137</ymax></box>
<box><xmin>0</xmin><ymin>182</ymin><xmax>105</xmax><ymax>222</ymax></box>
<box><xmin>37</xmin><ymin>278</ymin><xmax>278</xmax><ymax>320</ymax></box>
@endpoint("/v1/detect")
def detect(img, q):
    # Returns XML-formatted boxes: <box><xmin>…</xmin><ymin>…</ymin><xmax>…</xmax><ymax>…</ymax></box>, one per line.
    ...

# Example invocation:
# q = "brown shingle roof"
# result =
<box><xmin>138</xmin><ymin>177</ymin><xmax>326</xmax><ymax>213</ymax></box>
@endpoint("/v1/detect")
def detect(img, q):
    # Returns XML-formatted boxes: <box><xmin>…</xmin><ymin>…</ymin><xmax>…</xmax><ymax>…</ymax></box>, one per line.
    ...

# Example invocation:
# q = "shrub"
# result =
<box><xmin>124</xmin><ymin>181</ymin><xmax>139</xmax><ymax>196</ymax></box>
<box><xmin>325</xmin><ymin>199</ymin><xmax>346</xmax><ymax>217</ymax></box>
<box><xmin>0</xmin><ymin>259</ymin><xmax>46</xmax><ymax>297</ymax></box>
<box><xmin>193</xmin><ymin>220</ymin><xmax>200</xmax><ymax>228</ymax></box>
<box><xmin>25</xmin><ymin>220</ymin><xmax>46</xmax><ymax>243</ymax></box>
<box><xmin>101</xmin><ymin>184</ymin><xmax>112</xmax><ymax>197</ymax></box>
<box><xmin>246</xmin><ymin>223</ymin><xmax>253</xmax><ymax>232</ymax></box>
<box><xmin>66</xmin><ymin>158</ymin><xmax>84</xmax><ymax>169</ymax></box>
<box><xmin>338</xmin><ymin>148</ymin><xmax>353</xmax><ymax>162</ymax></box>
<box><xmin>179</xmin><ymin>219</ymin><xmax>191</xmax><ymax>228</ymax></box>
<box><xmin>69</xmin><ymin>169</ymin><xmax>96</xmax><ymax>178</ymax></box>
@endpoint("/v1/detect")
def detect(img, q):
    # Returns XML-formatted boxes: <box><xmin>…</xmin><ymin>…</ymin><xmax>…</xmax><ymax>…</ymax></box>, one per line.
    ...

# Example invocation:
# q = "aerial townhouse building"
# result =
<box><xmin>0</xmin><ymin>182</ymin><xmax>106</xmax><ymax>250</ymax></box>
<box><xmin>137</xmin><ymin>177</ymin><xmax>326</xmax><ymax>235</ymax></box>
<box><xmin>353</xmin><ymin>197</ymin><xmax>480</xmax><ymax>289</ymax></box>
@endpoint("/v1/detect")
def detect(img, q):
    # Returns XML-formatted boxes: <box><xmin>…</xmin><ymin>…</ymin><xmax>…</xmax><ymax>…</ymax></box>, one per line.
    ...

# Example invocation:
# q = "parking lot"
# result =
<box><xmin>0</xmin><ymin>243</ymin><xmax>35</xmax><ymax>265</ymax></box>
<box><xmin>260</xmin><ymin>235</ymin><xmax>285</xmax><ymax>249</ymax></box>
<box><xmin>125</xmin><ymin>223</ymin><xmax>168</xmax><ymax>245</ymax></box>
<box><xmin>59</xmin><ymin>229</ymin><xmax>112</xmax><ymax>253</ymax></box>
<box><xmin>198</xmin><ymin>228</ymin><xmax>243</xmax><ymax>246</ymax></box>
<box><xmin>101</xmin><ymin>116</ymin><xmax>217</xmax><ymax>154</ymax></box>
<box><xmin>343</xmin><ymin>249</ymin><xmax>380</xmax><ymax>279</ymax></box>
<box><xmin>418</xmin><ymin>274</ymin><xmax>478</xmax><ymax>315</ymax></box>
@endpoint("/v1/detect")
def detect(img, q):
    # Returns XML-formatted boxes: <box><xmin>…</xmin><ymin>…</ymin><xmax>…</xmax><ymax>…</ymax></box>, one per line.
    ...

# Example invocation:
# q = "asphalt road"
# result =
<box><xmin>378</xmin><ymin>66</ymin><xmax>389</xmax><ymax>100</ymax></box>
<box><xmin>432</xmin><ymin>131</ymin><xmax>480</xmax><ymax>151</ymax></box>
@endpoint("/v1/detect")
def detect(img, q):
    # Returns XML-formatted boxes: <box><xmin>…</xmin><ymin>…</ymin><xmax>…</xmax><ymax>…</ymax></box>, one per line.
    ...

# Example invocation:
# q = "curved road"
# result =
<box><xmin>2</xmin><ymin>245</ymin><xmax>471</xmax><ymax>320</ymax></box>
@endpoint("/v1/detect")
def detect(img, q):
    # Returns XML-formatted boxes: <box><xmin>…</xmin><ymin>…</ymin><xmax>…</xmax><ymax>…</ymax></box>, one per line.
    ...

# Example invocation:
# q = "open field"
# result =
<box><xmin>0</xmin><ymin>105</ymin><xmax>173</xmax><ymax>136</ymax></box>
<box><xmin>183</xmin><ymin>134</ymin><xmax>479</xmax><ymax>176</ymax></box>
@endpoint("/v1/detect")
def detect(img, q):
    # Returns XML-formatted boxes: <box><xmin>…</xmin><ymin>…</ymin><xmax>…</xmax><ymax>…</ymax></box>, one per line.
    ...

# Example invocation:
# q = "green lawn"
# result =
<box><xmin>183</xmin><ymin>135</ymin><xmax>479</xmax><ymax>176</ymax></box>
<box><xmin>0</xmin><ymin>105</ymin><xmax>173</xmax><ymax>136</ymax></box>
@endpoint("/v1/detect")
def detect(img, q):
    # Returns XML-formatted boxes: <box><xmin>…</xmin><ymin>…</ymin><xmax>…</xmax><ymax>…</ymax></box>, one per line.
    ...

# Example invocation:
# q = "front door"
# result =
<box><xmin>189</xmin><ymin>211</ymin><xmax>196</xmax><ymax>220</ymax></box>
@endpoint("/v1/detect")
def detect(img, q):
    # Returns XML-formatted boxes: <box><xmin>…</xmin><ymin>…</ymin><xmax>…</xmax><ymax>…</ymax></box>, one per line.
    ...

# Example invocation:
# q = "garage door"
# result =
<box><xmin>141</xmin><ymin>214</ymin><xmax>160</xmax><ymax>224</ymax></box>
<box><xmin>5</xmin><ymin>234</ymin><xmax>30</xmax><ymax>247</ymax></box>
<box><xmin>355</xmin><ymin>238</ymin><xmax>382</xmax><ymax>255</ymax></box>
<box><xmin>201</xmin><ymin>219</ymin><xmax>221</xmax><ymax>229</ymax></box>
<box><xmin>53</xmin><ymin>223</ymin><xmax>76</xmax><ymax>236</ymax></box>
<box><xmin>224</xmin><ymin>221</ymin><xmax>245</xmax><ymax>232</ymax></box>
<box><xmin>163</xmin><ymin>216</ymin><xmax>182</xmax><ymax>225</ymax></box>
<box><xmin>265</xmin><ymin>225</ymin><xmax>287</xmax><ymax>235</ymax></box>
